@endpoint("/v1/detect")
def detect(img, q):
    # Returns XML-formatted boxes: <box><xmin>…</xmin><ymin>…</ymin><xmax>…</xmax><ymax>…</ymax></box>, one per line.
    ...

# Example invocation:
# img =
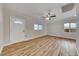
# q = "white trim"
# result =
<box><xmin>3</xmin><ymin>34</ymin><xmax>47</xmax><ymax>47</ymax></box>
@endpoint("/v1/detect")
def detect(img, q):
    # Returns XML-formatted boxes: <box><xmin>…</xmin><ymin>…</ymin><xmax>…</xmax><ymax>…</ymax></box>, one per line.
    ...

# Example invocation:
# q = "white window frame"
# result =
<box><xmin>64</xmin><ymin>23</ymin><xmax>76</xmax><ymax>32</ymax></box>
<box><xmin>34</xmin><ymin>24</ymin><xmax>39</xmax><ymax>30</ymax></box>
<box><xmin>38</xmin><ymin>25</ymin><xmax>43</xmax><ymax>30</ymax></box>
<box><xmin>34</xmin><ymin>24</ymin><xmax>43</xmax><ymax>30</ymax></box>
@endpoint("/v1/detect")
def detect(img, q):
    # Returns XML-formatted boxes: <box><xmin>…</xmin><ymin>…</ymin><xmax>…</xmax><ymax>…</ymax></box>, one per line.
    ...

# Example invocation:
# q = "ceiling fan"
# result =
<box><xmin>42</xmin><ymin>10</ymin><xmax>56</xmax><ymax>20</ymax></box>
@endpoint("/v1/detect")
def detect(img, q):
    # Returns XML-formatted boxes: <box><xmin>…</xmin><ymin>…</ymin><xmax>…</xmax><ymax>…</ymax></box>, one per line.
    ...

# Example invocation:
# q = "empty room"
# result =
<box><xmin>0</xmin><ymin>3</ymin><xmax>79</xmax><ymax>56</ymax></box>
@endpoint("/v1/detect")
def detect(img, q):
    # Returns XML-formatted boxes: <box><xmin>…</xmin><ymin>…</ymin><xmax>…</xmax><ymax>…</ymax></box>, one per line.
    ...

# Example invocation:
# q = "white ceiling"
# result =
<box><xmin>4</xmin><ymin>3</ymin><xmax>67</xmax><ymax>15</ymax></box>
<box><xmin>3</xmin><ymin>3</ymin><xmax>76</xmax><ymax>22</ymax></box>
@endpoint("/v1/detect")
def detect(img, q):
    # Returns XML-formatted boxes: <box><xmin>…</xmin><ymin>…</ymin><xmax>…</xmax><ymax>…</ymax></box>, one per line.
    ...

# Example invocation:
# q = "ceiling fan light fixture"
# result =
<box><xmin>42</xmin><ymin>10</ymin><xmax>56</xmax><ymax>21</ymax></box>
<box><xmin>46</xmin><ymin>17</ymin><xmax>50</xmax><ymax>21</ymax></box>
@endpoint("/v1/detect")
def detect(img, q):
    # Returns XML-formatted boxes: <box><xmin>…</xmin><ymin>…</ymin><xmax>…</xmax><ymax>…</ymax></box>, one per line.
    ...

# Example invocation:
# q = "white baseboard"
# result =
<box><xmin>3</xmin><ymin>34</ymin><xmax>47</xmax><ymax>47</ymax></box>
<box><xmin>0</xmin><ymin>35</ymin><xmax>46</xmax><ymax>55</ymax></box>
<box><xmin>48</xmin><ymin>34</ymin><xmax>76</xmax><ymax>40</ymax></box>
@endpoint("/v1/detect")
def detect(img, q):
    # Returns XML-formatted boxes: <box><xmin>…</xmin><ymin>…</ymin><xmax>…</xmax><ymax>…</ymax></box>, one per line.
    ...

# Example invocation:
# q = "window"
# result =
<box><xmin>34</xmin><ymin>24</ymin><xmax>38</xmax><ymax>30</ymax></box>
<box><xmin>34</xmin><ymin>24</ymin><xmax>43</xmax><ymax>30</ymax></box>
<box><xmin>64</xmin><ymin>23</ymin><xmax>76</xmax><ymax>32</ymax></box>
<box><xmin>71</xmin><ymin>23</ymin><xmax>76</xmax><ymax>28</ymax></box>
<box><xmin>39</xmin><ymin>25</ymin><xmax>43</xmax><ymax>30</ymax></box>
<box><xmin>64</xmin><ymin>23</ymin><xmax>70</xmax><ymax>29</ymax></box>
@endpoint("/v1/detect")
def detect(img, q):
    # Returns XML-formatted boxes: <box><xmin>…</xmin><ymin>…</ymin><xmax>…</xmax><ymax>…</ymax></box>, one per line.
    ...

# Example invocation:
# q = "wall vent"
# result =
<box><xmin>62</xmin><ymin>3</ymin><xmax>75</xmax><ymax>13</ymax></box>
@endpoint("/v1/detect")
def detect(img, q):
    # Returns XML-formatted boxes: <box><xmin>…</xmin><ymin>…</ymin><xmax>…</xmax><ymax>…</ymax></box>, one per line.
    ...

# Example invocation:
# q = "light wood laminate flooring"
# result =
<box><xmin>1</xmin><ymin>35</ymin><xmax>78</xmax><ymax>56</ymax></box>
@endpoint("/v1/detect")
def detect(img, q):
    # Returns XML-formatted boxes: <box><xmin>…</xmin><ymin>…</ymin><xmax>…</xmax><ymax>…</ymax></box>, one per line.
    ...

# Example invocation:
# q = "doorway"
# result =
<box><xmin>10</xmin><ymin>16</ymin><xmax>25</xmax><ymax>44</ymax></box>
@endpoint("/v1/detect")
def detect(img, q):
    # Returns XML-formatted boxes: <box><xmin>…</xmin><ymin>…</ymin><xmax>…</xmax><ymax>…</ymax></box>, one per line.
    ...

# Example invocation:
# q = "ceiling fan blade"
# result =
<box><xmin>50</xmin><ymin>15</ymin><xmax>56</xmax><ymax>17</ymax></box>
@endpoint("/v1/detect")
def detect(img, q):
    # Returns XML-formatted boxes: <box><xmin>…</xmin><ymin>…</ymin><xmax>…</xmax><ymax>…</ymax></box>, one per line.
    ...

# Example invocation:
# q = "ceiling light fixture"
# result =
<box><xmin>42</xmin><ymin>10</ymin><xmax>56</xmax><ymax>21</ymax></box>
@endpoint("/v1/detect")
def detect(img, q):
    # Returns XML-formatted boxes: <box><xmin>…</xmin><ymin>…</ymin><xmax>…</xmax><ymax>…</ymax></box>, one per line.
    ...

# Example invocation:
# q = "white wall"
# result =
<box><xmin>76</xmin><ymin>4</ymin><xmax>79</xmax><ymax>54</ymax></box>
<box><xmin>0</xmin><ymin>4</ymin><xmax>3</xmax><ymax>45</ymax></box>
<box><xmin>3</xmin><ymin>5</ymin><xmax>47</xmax><ymax>45</ymax></box>
<box><xmin>47</xmin><ymin>6</ymin><xmax>76</xmax><ymax>39</ymax></box>
<box><xmin>47</xmin><ymin>17</ymin><xmax>76</xmax><ymax>39</ymax></box>
<box><xmin>0</xmin><ymin>4</ymin><xmax>4</xmax><ymax>54</ymax></box>
<box><xmin>25</xmin><ymin>17</ymin><xmax>47</xmax><ymax>40</ymax></box>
